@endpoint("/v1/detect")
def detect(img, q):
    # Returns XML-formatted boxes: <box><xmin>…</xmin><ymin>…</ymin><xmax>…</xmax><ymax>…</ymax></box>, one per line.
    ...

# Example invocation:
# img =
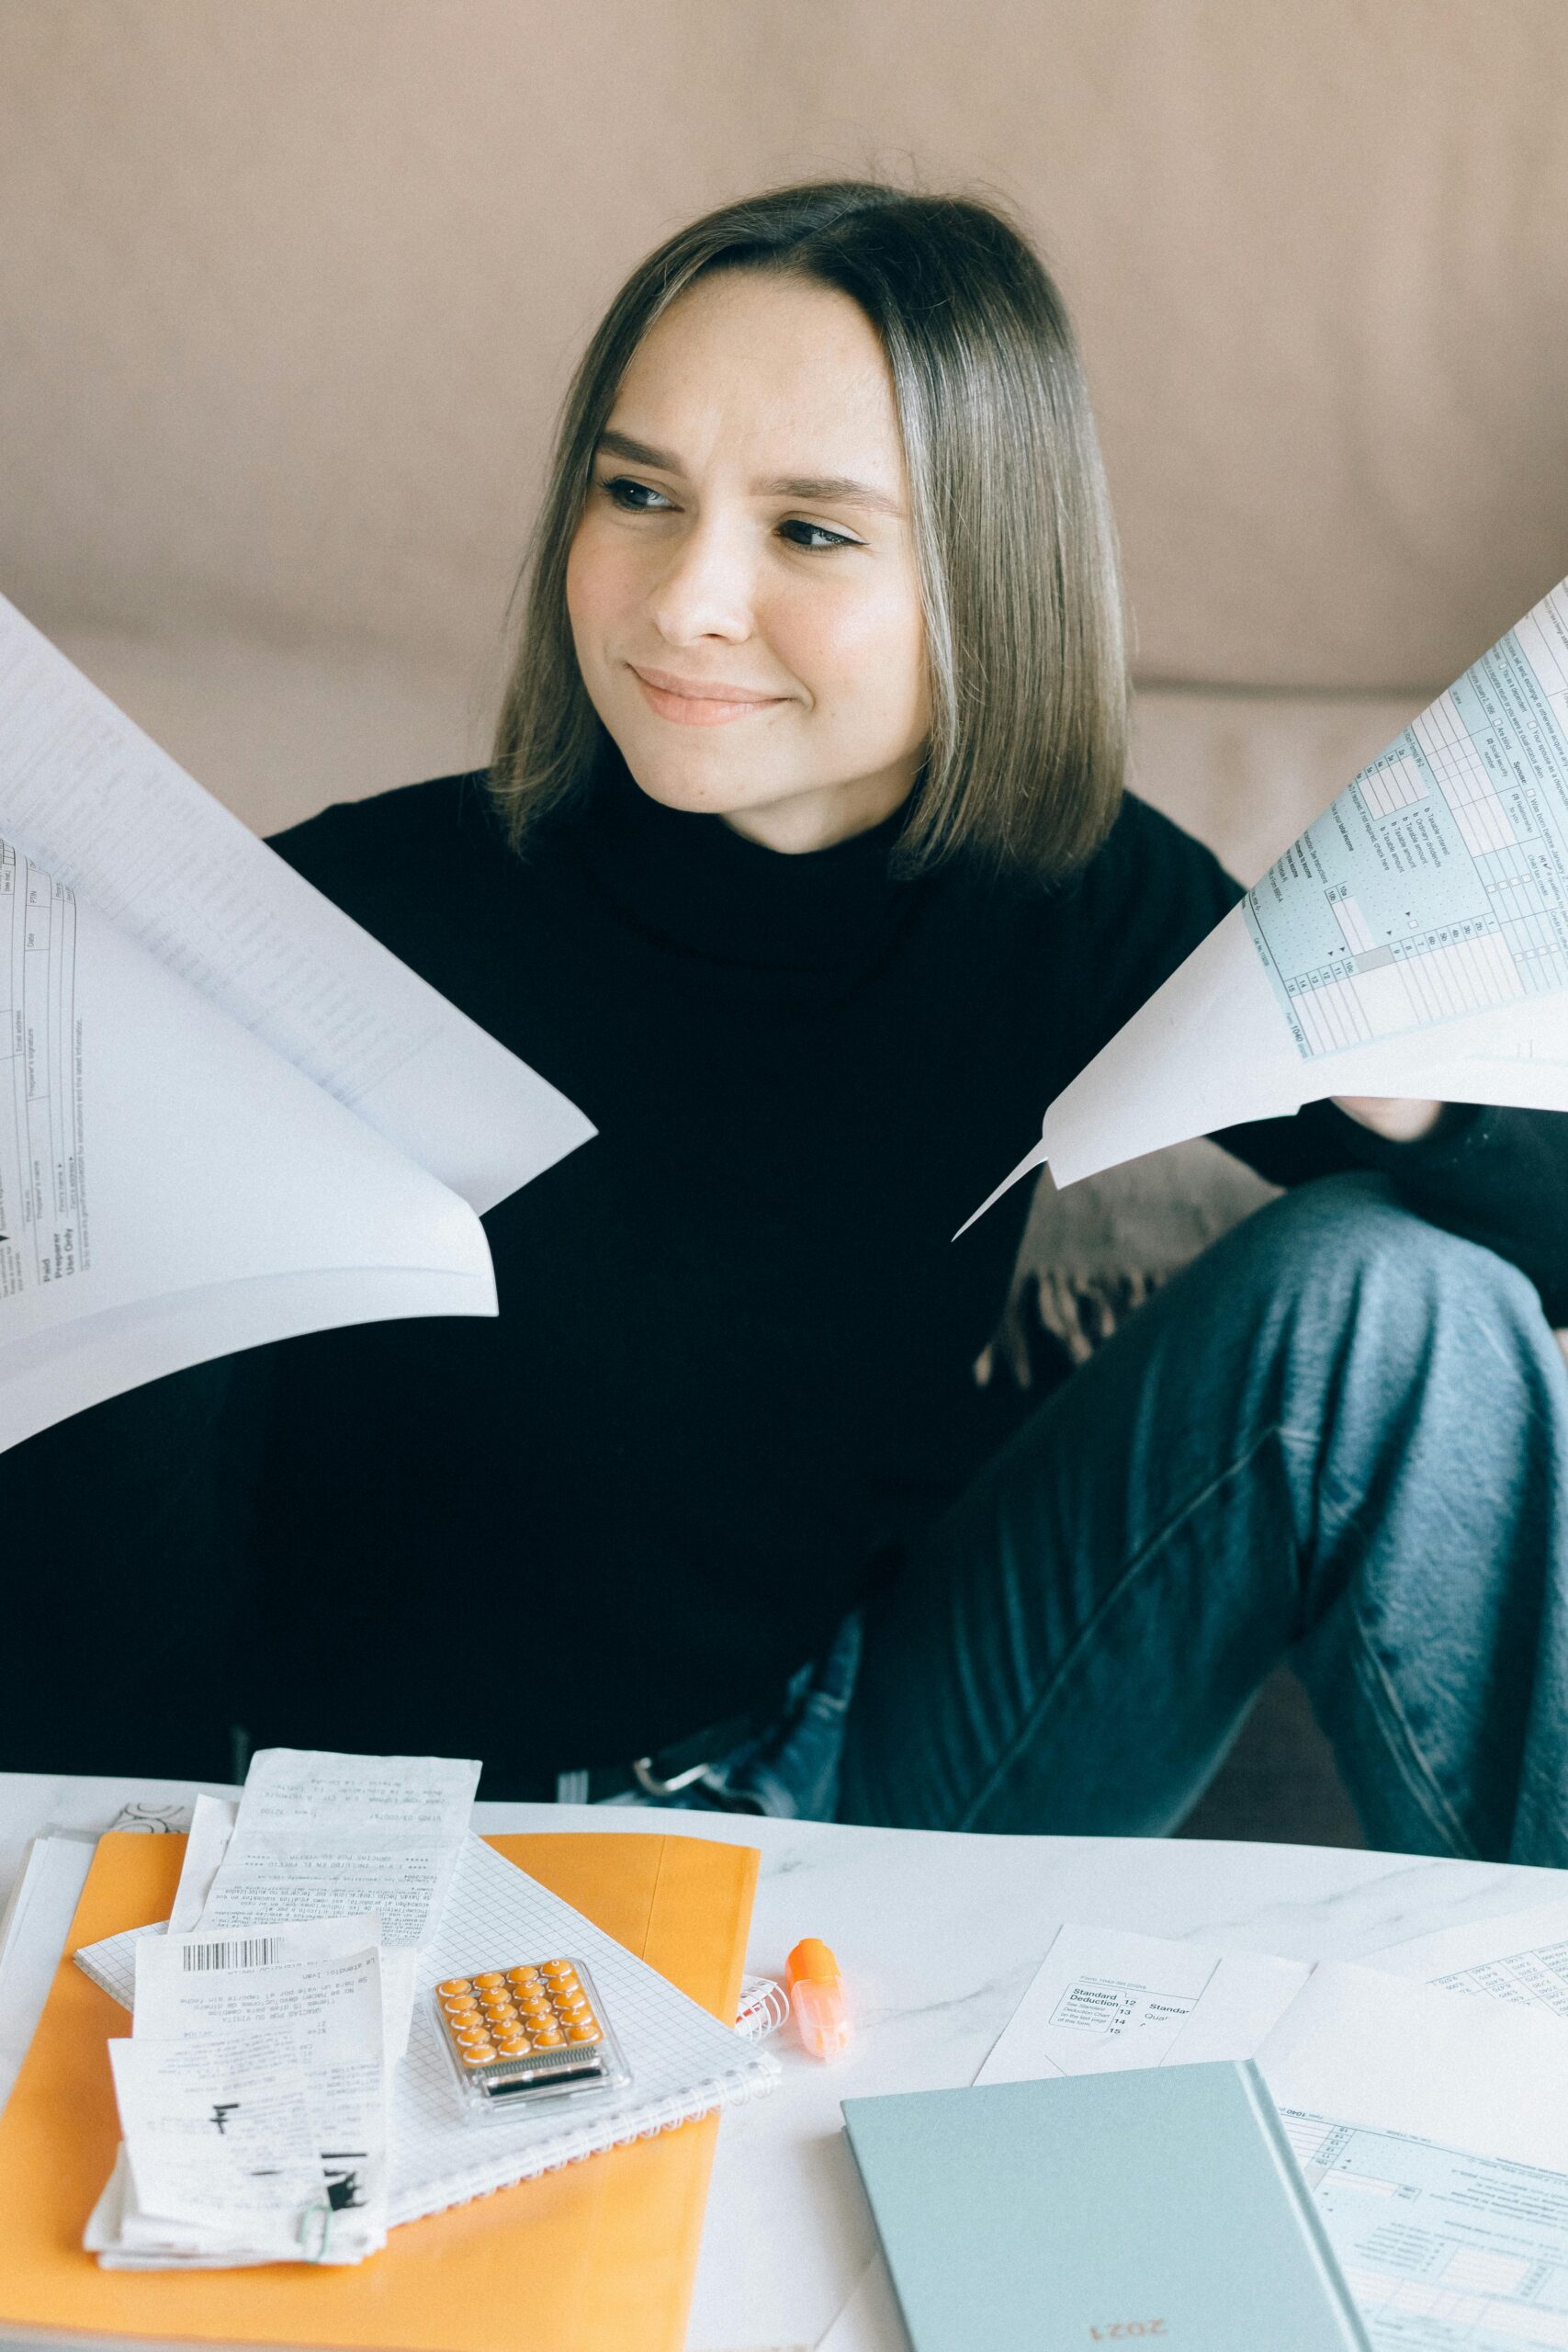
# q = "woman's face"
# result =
<box><xmin>566</xmin><ymin>269</ymin><xmax>931</xmax><ymax>854</ymax></box>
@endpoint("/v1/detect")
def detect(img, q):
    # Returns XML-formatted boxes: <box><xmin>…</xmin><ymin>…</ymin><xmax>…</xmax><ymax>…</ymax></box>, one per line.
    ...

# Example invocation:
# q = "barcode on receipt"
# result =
<box><xmin>178</xmin><ymin>1937</ymin><xmax>284</xmax><ymax>1972</ymax></box>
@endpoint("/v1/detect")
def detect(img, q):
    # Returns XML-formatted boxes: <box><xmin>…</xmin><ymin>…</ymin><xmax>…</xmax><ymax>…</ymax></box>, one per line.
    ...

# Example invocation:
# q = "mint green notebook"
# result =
<box><xmin>843</xmin><ymin>2062</ymin><xmax>1371</xmax><ymax>2352</ymax></box>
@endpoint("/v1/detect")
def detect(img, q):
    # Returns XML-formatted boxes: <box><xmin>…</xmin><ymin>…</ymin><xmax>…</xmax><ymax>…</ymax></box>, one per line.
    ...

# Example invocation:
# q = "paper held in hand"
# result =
<box><xmin>0</xmin><ymin>594</ymin><xmax>595</xmax><ymax>1453</ymax></box>
<box><xmin>960</xmin><ymin>574</ymin><xmax>1568</xmax><ymax>1227</ymax></box>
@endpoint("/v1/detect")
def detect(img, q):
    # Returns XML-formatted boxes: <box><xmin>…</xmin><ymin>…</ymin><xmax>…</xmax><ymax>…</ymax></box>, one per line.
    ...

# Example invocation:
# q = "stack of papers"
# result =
<box><xmin>70</xmin><ymin>1748</ymin><xmax>780</xmax><ymax>2266</ymax></box>
<box><xmin>80</xmin><ymin>1750</ymin><xmax>479</xmax><ymax>2268</ymax></box>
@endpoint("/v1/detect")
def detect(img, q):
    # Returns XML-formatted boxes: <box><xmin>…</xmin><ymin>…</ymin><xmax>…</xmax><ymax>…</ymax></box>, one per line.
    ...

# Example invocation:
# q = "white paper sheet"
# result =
<box><xmin>0</xmin><ymin>1833</ymin><xmax>96</xmax><ymax>2117</ymax></box>
<box><xmin>135</xmin><ymin>1907</ymin><xmax>395</xmax><ymax>2080</ymax></box>
<box><xmin>0</xmin><ymin>842</ymin><xmax>500</xmax><ymax>1450</ymax></box>
<box><xmin>0</xmin><ymin>593</ymin><xmax>593</xmax><ymax>1214</ymax></box>
<box><xmin>168</xmin><ymin>1794</ymin><xmax>240</xmax><ymax>1934</ymax></box>
<box><xmin>1256</xmin><ymin>1963</ymin><xmax>1568</xmax><ymax>2347</ymax></box>
<box><xmin>960</xmin><ymin>575</ymin><xmax>1568</xmax><ymax>1220</ymax></box>
<box><xmin>1371</xmin><ymin>1898</ymin><xmax>1568</xmax><ymax>2022</ymax></box>
<box><xmin>970</xmin><ymin>1923</ymin><xmax>1310</xmax><ymax>2083</ymax></box>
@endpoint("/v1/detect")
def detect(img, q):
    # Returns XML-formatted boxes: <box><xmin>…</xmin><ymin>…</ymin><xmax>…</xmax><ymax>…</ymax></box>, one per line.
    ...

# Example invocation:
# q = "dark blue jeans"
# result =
<box><xmin>612</xmin><ymin>1176</ymin><xmax>1568</xmax><ymax>1864</ymax></box>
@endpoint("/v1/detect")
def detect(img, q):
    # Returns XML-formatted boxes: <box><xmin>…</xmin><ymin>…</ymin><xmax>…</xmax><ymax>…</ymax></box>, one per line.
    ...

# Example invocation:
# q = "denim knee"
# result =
<box><xmin>1213</xmin><ymin>1170</ymin><xmax>1551</xmax><ymax>1353</ymax></box>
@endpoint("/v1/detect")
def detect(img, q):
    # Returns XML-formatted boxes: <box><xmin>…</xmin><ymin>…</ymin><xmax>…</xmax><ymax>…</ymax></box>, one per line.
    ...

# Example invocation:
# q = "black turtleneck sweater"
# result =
<box><xmin>220</xmin><ymin>755</ymin><xmax>1568</xmax><ymax>1792</ymax></box>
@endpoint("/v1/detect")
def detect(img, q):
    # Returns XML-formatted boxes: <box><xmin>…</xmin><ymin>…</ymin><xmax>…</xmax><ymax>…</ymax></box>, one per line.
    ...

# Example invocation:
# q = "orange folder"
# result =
<box><xmin>0</xmin><ymin>1829</ymin><xmax>760</xmax><ymax>2352</ymax></box>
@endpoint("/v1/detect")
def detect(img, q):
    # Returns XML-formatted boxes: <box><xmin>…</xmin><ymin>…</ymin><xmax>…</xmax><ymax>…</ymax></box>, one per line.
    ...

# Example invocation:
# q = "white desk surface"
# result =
<box><xmin>3</xmin><ymin>1772</ymin><xmax>1562</xmax><ymax>2352</ymax></box>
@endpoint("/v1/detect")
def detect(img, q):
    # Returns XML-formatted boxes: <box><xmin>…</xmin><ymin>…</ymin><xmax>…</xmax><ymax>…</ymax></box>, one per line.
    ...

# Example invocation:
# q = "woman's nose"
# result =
<box><xmin>642</xmin><ymin>514</ymin><xmax>756</xmax><ymax>645</ymax></box>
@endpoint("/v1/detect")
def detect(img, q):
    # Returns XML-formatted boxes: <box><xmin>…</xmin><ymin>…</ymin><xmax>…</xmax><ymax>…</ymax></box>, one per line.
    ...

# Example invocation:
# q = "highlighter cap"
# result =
<box><xmin>786</xmin><ymin>1938</ymin><xmax>841</xmax><ymax>1987</ymax></box>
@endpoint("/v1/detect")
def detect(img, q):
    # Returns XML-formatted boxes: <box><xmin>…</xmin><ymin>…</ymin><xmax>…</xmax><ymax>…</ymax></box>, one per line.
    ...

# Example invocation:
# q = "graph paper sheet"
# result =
<box><xmin>76</xmin><ymin>1834</ymin><xmax>778</xmax><ymax>2226</ymax></box>
<box><xmin>958</xmin><ymin>576</ymin><xmax>1568</xmax><ymax>1216</ymax></box>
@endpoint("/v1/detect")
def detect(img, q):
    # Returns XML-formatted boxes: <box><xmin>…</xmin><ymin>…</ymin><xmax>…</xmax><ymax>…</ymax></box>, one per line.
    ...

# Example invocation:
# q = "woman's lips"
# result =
<box><xmin>630</xmin><ymin>668</ymin><xmax>787</xmax><ymax>727</ymax></box>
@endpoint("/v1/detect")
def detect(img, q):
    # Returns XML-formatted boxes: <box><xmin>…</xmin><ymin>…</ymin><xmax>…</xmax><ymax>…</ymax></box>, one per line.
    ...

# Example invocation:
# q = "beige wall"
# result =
<box><xmin>2</xmin><ymin>2</ymin><xmax>1564</xmax><ymax>844</ymax></box>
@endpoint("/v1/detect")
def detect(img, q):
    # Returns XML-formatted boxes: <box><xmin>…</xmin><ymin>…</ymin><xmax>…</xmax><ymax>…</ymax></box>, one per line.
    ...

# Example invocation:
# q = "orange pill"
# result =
<box><xmin>532</xmin><ymin>2029</ymin><xmax>565</xmax><ymax>2047</ymax></box>
<box><xmin>437</xmin><ymin>1979</ymin><xmax>471</xmax><ymax>1998</ymax></box>
<box><xmin>444</xmin><ymin>1999</ymin><xmax>479</xmax><ymax>2019</ymax></box>
<box><xmin>541</xmin><ymin>1960</ymin><xmax>571</xmax><ymax>1979</ymax></box>
<box><xmin>461</xmin><ymin>2045</ymin><xmax>496</xmax><ymax>2067</ymax></box>
<box><xmin>567</xmin><ymin>2023</ymin><xmax>603</xmax><ymax>2043</ymax></box>
<box><xmin>495</xmin><ymin>2036</ymin><xmax>529</xmax><ymax>2056</ymax></box>
<box><xmin>507</xmin><ymin>1965</ymin><xmax>540</xmax><ymax>1985</ymax></box>
<box><xmin>473</xmin><ymin>1972</ymin><xmax>506</xmax><ymax>1989</ymax></box>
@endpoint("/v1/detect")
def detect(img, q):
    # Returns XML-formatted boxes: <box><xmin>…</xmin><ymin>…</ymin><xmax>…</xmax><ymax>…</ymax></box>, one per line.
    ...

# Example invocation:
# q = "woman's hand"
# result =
<box><xmin>1332</xmin><ymin>1095</ymin><xmax>1447</xmax><ymax>1144</ymax></box>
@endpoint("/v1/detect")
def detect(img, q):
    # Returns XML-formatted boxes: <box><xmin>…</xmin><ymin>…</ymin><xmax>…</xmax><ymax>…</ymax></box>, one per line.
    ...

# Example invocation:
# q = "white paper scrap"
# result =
<box><xmin>168</xmin><ymin>1793</ymin><xmax>240</xmax><ymax>1934</ymax></box>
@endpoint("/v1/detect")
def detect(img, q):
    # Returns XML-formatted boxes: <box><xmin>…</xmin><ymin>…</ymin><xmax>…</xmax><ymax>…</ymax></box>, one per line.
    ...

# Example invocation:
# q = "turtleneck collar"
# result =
<box><xmin>563</xmin><ymin>741</ymin><xmax>920</xmax><ymax>974</ymax></box>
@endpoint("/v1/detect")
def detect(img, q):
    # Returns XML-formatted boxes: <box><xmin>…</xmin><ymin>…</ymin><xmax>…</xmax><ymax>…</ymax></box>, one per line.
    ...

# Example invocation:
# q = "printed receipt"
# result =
<box><xmin>96</xmin><ymin>2028</ymin><xmax>329</xmax><ymax>2268</ymax></box>
<box><xmin>197</xmin><ymin>1750</ymin><xmax>479</xmax><ymax>1946</ymax></box>
<box><xmin>0</xmin><ymin>839</ymin><xmax>87</xmax><ymax>1304</ymax></box>
<box><xmin>193</xmin><ymin>1751</ymin><xmax>479</xmax><ymax>2052</ymax></box>
<box><xmin>88</xmin><ymin>1919</ymin><xmax>389</xmax><ymax>2268</ymax></box>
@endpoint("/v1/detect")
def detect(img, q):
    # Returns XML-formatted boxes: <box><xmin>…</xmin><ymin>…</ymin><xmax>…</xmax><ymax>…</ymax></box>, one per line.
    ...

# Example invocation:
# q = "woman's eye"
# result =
<box><xmin>602</xmin><ymin>476</ymin><xmax>671</xmax><ymax>512</ymax></box>
<box><xmin>778</xmin><ymin>519</ymin><xmax>859</xmax><ymax>552</ymax></box>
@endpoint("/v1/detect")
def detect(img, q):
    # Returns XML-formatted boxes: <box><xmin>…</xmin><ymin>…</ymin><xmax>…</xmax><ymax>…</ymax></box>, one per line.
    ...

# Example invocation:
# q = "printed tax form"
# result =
<box><xmin>963</xmin><ymin>573</ymin><xmax>1568</xmax><ymax>1224</ymax></box>
<box><xmin>0</xmin><ymin>594</ymin><xmax>594</xmax><ymax>1452</ymax></box>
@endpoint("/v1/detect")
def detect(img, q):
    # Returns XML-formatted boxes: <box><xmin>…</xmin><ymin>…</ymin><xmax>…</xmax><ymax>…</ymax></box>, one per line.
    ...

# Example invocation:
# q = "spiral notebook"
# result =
<box><xmin>0</xmin><ymin>1827</ymin><xmax>770</xmax><ymax>2352</ymax></box>
<box><xmin>73</xmin><ymin>1830</ymin><xmax>778</xmax><ymax>2222</ymax></box>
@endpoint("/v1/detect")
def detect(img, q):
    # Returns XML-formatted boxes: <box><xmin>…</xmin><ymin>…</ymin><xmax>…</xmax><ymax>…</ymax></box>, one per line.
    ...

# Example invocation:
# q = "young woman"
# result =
<box><xmin>193</xmin><ymin>184</ymin><xmax>1568</xmax><ymax>1855</ymax></box>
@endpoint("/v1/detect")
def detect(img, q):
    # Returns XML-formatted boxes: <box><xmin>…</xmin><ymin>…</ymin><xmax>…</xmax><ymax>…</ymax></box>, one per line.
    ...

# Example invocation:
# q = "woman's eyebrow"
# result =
<box><xmin>594</xmin><ymin>429</ymin><xmax>904</xmax><ymax>516</ymax></box>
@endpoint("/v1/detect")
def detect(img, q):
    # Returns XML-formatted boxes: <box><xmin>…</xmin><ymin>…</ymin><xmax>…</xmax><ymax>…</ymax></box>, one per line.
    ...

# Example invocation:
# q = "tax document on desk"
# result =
<box><xmin>973</xmin><ymin>1924</ymin><xmax>1310</xmax><ymax>2081</ymax></box>
<box><xmin>1371</xmin><ymin>1896</ymin><xmax>1568</xmax><ymax>2022</ymax></box>
<box><xmin>960</xmin><ymin>576</ymin><xmax>1568</xmax><ymax>1216</ymax></box>
<box><xmin>1257</xmin><ymin>1963</ymin><xmax>1568</xmax><ymax>2350</ymax></box>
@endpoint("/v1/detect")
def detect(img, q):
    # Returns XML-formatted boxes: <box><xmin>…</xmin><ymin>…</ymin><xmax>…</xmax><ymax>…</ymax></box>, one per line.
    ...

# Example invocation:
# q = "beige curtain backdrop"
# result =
<box><xmin>2</xmin><ymin>0</ymin><xmax>1565</xmax><ymax>865</ymax></box>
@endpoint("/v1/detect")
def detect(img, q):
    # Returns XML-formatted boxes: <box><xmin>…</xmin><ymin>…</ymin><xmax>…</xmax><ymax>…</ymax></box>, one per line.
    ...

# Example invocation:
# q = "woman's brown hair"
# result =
<box><xmin>491</xmin><ymin>177</ymin><xmax>1127</xmax><ymax>881</ymax></box>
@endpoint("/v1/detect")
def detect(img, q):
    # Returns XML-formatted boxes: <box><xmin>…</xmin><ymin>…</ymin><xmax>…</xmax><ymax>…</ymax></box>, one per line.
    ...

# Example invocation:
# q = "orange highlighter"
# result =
<box><xmin>785</xmin><ymin>1938</ymin><xmax>852</xmax><ymax>2061</ymax></box>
